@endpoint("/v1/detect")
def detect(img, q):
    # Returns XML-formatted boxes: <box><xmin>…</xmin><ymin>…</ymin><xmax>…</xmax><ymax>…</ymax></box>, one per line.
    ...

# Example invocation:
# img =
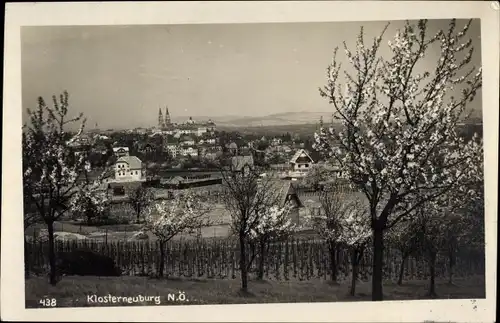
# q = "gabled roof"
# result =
<box><xmin>116</xmin><ymin>156</ymin><xmax>142</xmax><ymax>169</ymax></box>
<box><xmin>261</xmin><ymin>180</ymin><xmax>303</xmax><ymax>208</ymax></box>
<box><xmin>231</xmin><ymin>155</ymin><xmax>254</xmax><ymax>172</ymax></box>
<box><xmin>113</xmin><ymin>147</ymin><xmax>129</xmax><ymax>152</ymax></box>
<box><xmin>290</xmin><ymin>149</ymin><xmax>314</xmax><ymax>164</ymax></box>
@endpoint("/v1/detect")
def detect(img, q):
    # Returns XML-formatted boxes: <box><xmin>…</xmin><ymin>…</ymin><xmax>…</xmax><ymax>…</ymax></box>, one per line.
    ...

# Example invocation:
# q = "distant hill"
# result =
<box><xmin>210</xmin><ymin>111</ymin><xmax>334</xmax><ymax>127</ymax></box>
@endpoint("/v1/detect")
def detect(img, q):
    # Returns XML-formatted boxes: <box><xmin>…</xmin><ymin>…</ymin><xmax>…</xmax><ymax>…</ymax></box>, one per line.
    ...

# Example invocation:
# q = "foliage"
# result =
<box><xmin>249</xmin><ymin>204</ymin><xmax>296</xmax><ymax>242</ymax></box>
<box><xmin>70</xmin><ymin>179</ymin><xmax>110</xmax><ymax>224</ymax></box>
<box><xmin>22</xmin><ymin>91</ymin><xmax>109</xmax><ymax>284</ymax></box>
<box><xmin>126</xmin><ymin>186</ymin><xmax>155</xmax><ymax>223</ymax></box>
<box><xmin>219</xmin><ymin>167</ymin><xmax>289</xmax><ymax>289</ymax></box>
<box><xmin>143</xmin><ymin>190</ymin><xmax>213</xmax><ymax>243</ymax></box>
<box><xmin>301</xmin><ymin>163</ymin><xmax>334</xmax><ymax>190</ymax></box>
<box><xmin>314</xmin><ymin>19</ymin><xmax>483</xmax><ymax>300</ymax></box>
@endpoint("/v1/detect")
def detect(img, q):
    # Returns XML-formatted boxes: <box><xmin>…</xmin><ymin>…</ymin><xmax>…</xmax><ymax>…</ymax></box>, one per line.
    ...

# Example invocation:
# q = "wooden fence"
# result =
<box><xmin>25</xmin><ymin>238</ymin><xmax>484</xmax><ymax>281</ymax></box>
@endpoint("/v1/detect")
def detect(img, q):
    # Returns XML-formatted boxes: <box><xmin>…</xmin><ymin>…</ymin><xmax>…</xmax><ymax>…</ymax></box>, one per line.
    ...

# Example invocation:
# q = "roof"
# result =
<box><xmin>167</xmin><ymin>176</ymin><xmax>185</xmax><ymax>185</ymax></box>
<box><xmin>116</xmin><ymin>156</ymin><xmax>142</xmax><ymax>169</ymax></box>
<box><xmin>261</xmin><ymin>180</ymin><xmax>303</xmax><ymax>208</ymax></box>
<box><xmin>231</xmin><ymin>155</ymin><xmax>254</xmax><ymax>172</ymax></box>
<box><xmin>290</xmin><ymin>149</ymin><xmax>314</xmax><ymax>164</ymax></box>
<box><xmin>113</xmin><ymin>147</ymin><xmax>129</xmax><ymax>152</ymax></box>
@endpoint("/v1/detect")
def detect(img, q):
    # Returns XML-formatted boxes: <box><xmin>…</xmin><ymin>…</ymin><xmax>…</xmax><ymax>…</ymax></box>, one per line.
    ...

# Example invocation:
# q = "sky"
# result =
<box><xmin>21</xmin><ymin>19</ymin><xmax>482</xmax><ymax>130</ymax></box>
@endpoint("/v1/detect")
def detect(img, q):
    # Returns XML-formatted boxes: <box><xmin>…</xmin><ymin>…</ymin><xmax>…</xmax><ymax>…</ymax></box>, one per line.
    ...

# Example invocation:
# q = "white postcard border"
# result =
<box><xmin>2</xmin><ymin>1</ymin><xmax>498</xmax><ymax>322</ymax></box>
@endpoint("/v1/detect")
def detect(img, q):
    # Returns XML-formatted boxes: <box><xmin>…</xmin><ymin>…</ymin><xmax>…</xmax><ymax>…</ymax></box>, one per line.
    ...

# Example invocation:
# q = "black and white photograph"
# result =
<box><xmin>2</xmin><ymin>2</ymin><xmax>498</xmax><ymax>322</ymax></box>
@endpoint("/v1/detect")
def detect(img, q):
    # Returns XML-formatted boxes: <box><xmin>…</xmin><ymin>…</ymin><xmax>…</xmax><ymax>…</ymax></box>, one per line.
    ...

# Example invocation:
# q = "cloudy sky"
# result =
<box><xmin>21</xmin><ymin>19</ymin><xmax>481</xmax><ymax>130</ymax></box>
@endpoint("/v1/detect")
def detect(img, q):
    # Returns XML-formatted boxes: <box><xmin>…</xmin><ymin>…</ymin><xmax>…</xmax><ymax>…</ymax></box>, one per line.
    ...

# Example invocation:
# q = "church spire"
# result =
<box><xmin>158</xmin><ymin>107</ymin><xmax>164</xmax><ymax>129</ymax></box>
<box><xmin>164</xmin><ymin>105</ymin><xmax>171</xmax><ymax>126</ymax></box>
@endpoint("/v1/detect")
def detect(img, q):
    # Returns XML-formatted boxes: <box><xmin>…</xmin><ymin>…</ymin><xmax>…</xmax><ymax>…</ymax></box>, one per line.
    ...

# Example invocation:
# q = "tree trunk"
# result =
<box><xmin>47</xmin><ymin>222</ymin><xmax>58</xmax><ymax>285</ymax></box>
<box><xmin>448</xmin><ymin>247</ymin><xmax>455</xmax><ymax>284</ymax></box>
<box><xmin>158</xmin><ymin>240</ymin><xmax>165</xmax><ymax>278</ymax></box>
<box><xmin>86</xmin><ymin>211</ymin><xmax>93</xmax><ymax>225</ymax></box>
<box><xmin>24</xmin><ymin>235</ymin><xmax>30</xmax><ymax>279</ymax></box>
<box><xmin>350</xmin><ymin>249</ymin><xmax>358</xmax><ymax>296</ymax></box>
<box><xmin>371</xmin><ymin>226</ymin><xmax>384</xmax><ymax>301</ymax></box>
<box><xmin>257</xmin><ymin>239</ymin><xmax>266</xmax><ymax>280</ymax></box>
<box><xmin>239</xmin><ymin>233</ymin><xmax>248</xmax><ymax>291</ymax></box>
<box><xmin>428</xmin><ymin>251</ymin><xmax>437</xmax><ymax>298</ymax></box>
<box><xmin>328</xmin><ymin>240</ymin><xmax>338</xmax><ymax>283</ymax></box>
<box><xmin>397</xmin><ymin>253</ymin><xmax>409</xmax><ymax>285</ymax></box>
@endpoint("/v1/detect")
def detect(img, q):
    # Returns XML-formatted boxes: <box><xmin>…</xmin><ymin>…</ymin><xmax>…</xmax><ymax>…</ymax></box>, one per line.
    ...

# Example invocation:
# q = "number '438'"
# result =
<box><xmin>39</xmin><ymin>298</ymin><xmax>57</xmax><ymax>307</ymax></box>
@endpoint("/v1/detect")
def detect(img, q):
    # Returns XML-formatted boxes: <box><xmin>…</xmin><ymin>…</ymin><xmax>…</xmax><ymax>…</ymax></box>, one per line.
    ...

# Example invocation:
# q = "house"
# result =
<box><xmin>227</xmin><ymin>142</ymin><xmax>238</xmax><ymax>156</ymax></box>
<box><xmin>179</xmin><ymin>135</ymin><xmax>196</xmax><ymax>146</ymax></box>
<box><xmin>165</xmin><ymin>144</ymin><xmax>178</xmax><ymax>158</ymax></box>
<box><xmin>115</xmin><ymin>156</ymin><xmax>143</xmax><ymax>181</ymax></box>
<box><xmin>113</xmin><ymin>147</ymin><xmax>130</xmax><ymax>158</ymax></box>
<box><xmin>263</xmin><ymin>180</ymin><xmax>304</xmax><ymax>225</ymax></box>
<box><xmin>179</xmin><ymin>145</ymin><xmax>198</xmax><ymax>157</ymax></box>
<box><xmin>92</xmin><ymin>142</ymin><xmax>108</xmax><ymax>155</ymax></box>
<box><xmin>271</xmin><ymin>137</ymin><xmax>283</xmax><ymax>146</ymax></box>
<box><xmin>230</xmin><ymin>155</ymin><xmax>254</xmax><ymax>176</ymax></box>
<box><xmin>138</xmin><ymin>143</ymin><xmax>158</xmax><ymax>155</ymax></box>
<box><xmin>289</xmin><ymin>149</ymin><xmax>314</xmax><ymax>173</ymax></box>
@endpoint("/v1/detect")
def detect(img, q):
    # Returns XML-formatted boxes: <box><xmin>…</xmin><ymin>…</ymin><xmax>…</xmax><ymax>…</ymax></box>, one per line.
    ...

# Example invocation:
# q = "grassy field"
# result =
<box><xmin>25</xmin><ymin>275</ymin><xmax>485</xmax><ymax>308</ymax></box>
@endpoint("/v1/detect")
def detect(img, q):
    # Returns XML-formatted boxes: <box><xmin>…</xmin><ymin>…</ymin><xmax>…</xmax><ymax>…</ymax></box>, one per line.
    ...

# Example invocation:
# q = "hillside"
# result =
<box><xmin>213</xmin><ymin>111</ymin><xmax>333</xmax><ymax>127</ymax></box>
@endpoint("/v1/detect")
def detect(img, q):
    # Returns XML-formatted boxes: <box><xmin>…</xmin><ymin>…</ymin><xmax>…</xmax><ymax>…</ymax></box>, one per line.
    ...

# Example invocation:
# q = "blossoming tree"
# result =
<box><xmin>69</xmin><ymin>177</ymin><xmax>110</xmax><ymax>225</ymax></box>
<box><xmin>314</xmin><ymin>19</ymin><xmax>483</xmax><ymax>300</ymax></box>
<box><xmin>126</xmin><ymin>185</ymin><xmax>155</xmax><ymax>223</ymax></box>
<box><xmin>23</xmin><ymin>91</ymin><xmax>108</xmax><ymax>285</ymax></box>
<box><xmin>386</xmin><ymin>218</ymin><xmax>421</xmax><ymax>285</ymax></box>
<box><xmin>248</xmin><ymin>203</ymin><xmax>295</xmax><ymax>280</ymax></box>
<box><xmin>219</xmin><ymin>168</ymin><xmax>285</xmax><ymax>292</ymax></box>
<box><xmin>307</xmin><ymin>184</ymin><xmax>351</xmax><ymax>283</ymax></box>
<box><xmin>143</xmin><ymin>190</ymin><xmax>213</xmax><ymax>277</ymax></box>
<box><xmin>338</xmin><ymin>201</ymin><xmax>372</xmax><ymax>296</ymax></box>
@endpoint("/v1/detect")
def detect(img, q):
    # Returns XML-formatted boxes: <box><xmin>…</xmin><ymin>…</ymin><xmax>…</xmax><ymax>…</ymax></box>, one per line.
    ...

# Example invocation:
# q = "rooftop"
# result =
<box><xmin>116</xmin><ymin>156</ymin><xmax>142</xmax><ymax>169</ymax></box>
<box><xmin>231</xmin><ymin>155</ymin><xmax>254</xmax><ymax>172</ymax></box>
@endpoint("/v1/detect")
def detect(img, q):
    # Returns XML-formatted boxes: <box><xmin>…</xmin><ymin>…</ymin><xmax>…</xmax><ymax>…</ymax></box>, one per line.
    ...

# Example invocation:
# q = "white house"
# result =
<box><xmin>197</xmin><ymin>127</ymin><xmax>208</xmax><ymax>136</ymax></box>
<box><xmin>115</xmin><ymin>156</ymin><xmax>143</xmax><ymax>181</ymax></box>
<box><xmin>113</xmin><ymin>147</ymin><xmax>130</xmax><ymax>158</ymax></box>
<box><xmin>180</xmin><ymin>146</ymin><xmax>199</xmax><ymax>157</ymax></box>
<box><xmin>165</xmin><ymin>144</ymin><xmax>178</xmax><ymax>158</ymax></box>
<box><xmin>289</xmin><ymin>149</ymin><xmax>314</xmax><ymax>173</ymax></box>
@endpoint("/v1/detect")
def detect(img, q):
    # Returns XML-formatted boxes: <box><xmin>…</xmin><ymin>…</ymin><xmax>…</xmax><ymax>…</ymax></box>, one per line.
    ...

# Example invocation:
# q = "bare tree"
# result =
<box><xmin>314</xmin><ymin>19</ymin><xmax>483</xmax><ymax>300</ymax></box>
<box><xmin>219</xmin><ymin>166</ymin><xmax>283</xmax><ymax>292</ymax></box>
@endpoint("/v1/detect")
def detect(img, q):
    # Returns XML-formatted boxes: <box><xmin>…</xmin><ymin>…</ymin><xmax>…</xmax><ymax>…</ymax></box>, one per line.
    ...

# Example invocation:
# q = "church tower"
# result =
<box><xmin>164</xmin><ymin>106</ymin><xmax>171</xmax><ymax>126</ymax></box>
<box><xmin>158</xmin><ymin>107</ymin><xmax>164</xmax><ymax>129</ymax></box>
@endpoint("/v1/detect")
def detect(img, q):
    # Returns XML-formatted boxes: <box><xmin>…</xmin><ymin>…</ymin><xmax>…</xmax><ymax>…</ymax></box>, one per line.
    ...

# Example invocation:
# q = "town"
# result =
<box><xmin>19</xmin><ymin>17</ymin><xmax>487</xmax><ymax>310</ymax></box>
<box><xmin>68</xmin><ymin>106</ymin><xmax>347</xmax><ymax>198</ymax></box>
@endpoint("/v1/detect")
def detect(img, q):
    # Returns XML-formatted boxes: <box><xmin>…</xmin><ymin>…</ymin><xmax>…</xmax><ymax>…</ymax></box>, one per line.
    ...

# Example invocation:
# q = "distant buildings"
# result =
<box><xmin>154</xmin><ymin>106</ymin><xmax>216</xmax><ymax>137</ymax></box>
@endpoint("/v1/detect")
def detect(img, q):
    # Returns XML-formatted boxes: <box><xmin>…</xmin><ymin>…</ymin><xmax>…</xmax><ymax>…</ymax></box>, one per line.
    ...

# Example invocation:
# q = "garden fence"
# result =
<box><xmin>25</xmin><ymin>238</ymin><xmax>484</xmax><ymax>281</ymax></box>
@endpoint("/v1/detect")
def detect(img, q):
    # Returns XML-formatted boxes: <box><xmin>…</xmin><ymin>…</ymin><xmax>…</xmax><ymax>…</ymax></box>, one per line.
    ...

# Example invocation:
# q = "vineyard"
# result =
<box><xmin>25</xmin><ymin>238</ymin><xmax>484</xmax><ymax>281</ymax></box>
